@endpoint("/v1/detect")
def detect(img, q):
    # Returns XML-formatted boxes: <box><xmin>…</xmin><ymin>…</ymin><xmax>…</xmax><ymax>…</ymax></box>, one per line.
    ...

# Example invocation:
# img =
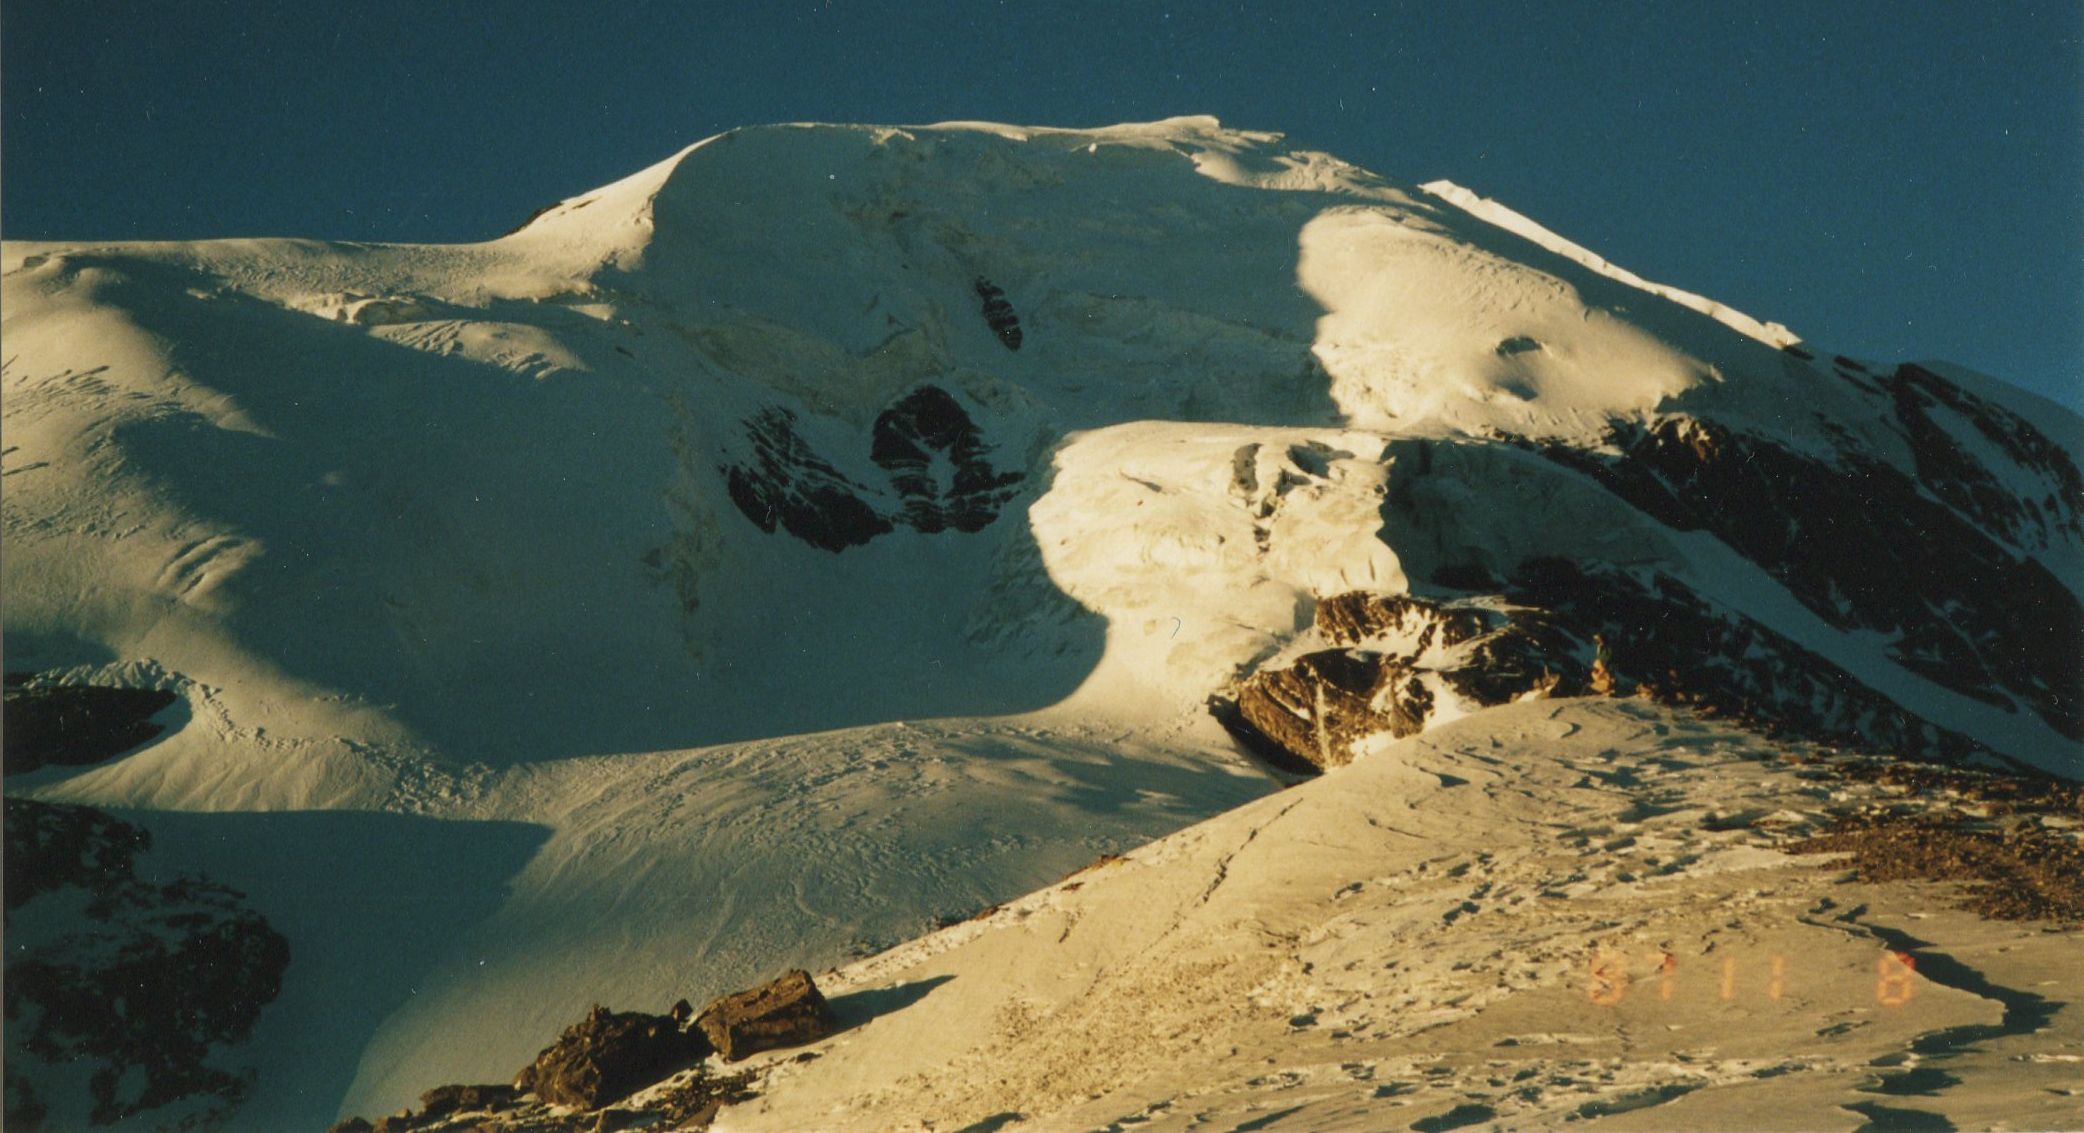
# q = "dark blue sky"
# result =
<box><xmin>5</xmin><ymin>1</ymin><xmax>2079</xmax><ymax>407</ymax></box>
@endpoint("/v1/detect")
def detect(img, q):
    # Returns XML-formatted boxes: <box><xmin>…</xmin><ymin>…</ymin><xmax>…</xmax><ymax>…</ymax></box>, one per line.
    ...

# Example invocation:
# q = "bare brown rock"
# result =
<box><xmin>1235</xmin><ymin>651</ymin><xmax>1394</xmax><ymax>772</ymax></box>
<box><xmin>1225</xmin><ymin>553</ymin><xmax>2004</xmax><ymax>778</ymax></box>
<box><xmin>514</xmin><ymin>1005</ymin><xmax>711</xmax><ymax>1109</ymax></box>
<box><xmin>695</xmin><ymin>969</ymin><xmax>836</xmax><ymax>1062</ymax></box>
<box><xmin>418</xmin><ymin>1082</ymin><xmax>518</xmax><ymax>1118</ymax></box>
<box><xmin>1789</xmin><ymin>815</ymin><xmax>2084</xmax><ymax>923</ymax></box>
<box><xmin>1232</xmin><ymin>592</ymin><xmax>1579</xmax><ymax>772</ymax></box>
<box><xmin>1785</xmin><ymin>758</ymin><xmax>2084</xmax><ymax>924</ymax></box>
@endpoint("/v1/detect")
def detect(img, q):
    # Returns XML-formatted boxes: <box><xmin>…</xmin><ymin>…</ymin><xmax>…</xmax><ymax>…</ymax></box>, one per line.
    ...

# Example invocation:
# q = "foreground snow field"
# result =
<box><xmin>3</xmin><ymin>117</ymin><xmax>2077</xmax><ymax>1130</ymax></box>
<box><xmin>718</xmin><ymin>700</ymin><xmax>2082</xmax><ymax>1133</ymax></box>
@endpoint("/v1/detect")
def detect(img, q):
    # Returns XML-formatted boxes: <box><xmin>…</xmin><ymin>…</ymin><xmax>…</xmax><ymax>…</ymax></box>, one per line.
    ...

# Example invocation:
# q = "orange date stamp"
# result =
<box><xmin>1587</xmin><ymin>948</ymin><xmax>1917</xmax><ymax>1006</ymax></box>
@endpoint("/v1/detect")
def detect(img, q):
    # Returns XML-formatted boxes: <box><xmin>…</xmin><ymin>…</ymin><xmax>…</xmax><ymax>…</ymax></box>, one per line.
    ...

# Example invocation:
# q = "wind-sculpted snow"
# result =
<box><xmin>2</xmin><ymin>116</ymin><xmax>2078</xmax><ymax>1128</ymax></box>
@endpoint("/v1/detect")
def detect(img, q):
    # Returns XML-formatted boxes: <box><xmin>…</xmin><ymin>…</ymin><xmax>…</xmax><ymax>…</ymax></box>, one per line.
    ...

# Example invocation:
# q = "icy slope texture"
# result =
<box><xmin>2</xmin><ymin>116</ymin><xmax>2079</xmax><ymax>1127</ymax></box>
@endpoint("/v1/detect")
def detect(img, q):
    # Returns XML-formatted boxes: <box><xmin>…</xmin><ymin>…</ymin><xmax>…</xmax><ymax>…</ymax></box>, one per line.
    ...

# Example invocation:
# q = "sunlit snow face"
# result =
<box><xmin>1297</xmin><ymin>206</ymin><xmax>1711</xmax><ymax>435</ymax></box>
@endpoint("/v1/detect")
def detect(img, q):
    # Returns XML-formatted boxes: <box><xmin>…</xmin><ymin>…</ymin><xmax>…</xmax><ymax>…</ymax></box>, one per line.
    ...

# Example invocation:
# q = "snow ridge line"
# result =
<box><xmin>1418</xmin><ymin>179</ymin><xmax>1799</xmax><ymax>349</ymax></box>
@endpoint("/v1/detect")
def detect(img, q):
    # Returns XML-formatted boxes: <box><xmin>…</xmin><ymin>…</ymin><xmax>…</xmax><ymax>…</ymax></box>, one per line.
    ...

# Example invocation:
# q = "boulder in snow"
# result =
<box><xmin>417</xmin><ymin>1082</ymin><xmax>518</xmax><ymax>1118</ymax></box>
<box><xmin>513</xmin><ymin>1005</ymin><xmax>710</xmax><ymax>1109</ymax></box>
<box><xmin>1233</xmin><ymin>592</ymin><xmax>1576</xmax><ymax>771</ymax></box>
<box><xmin>695</xmin><ymin>969</ymin><xmax>836</xmax><ymax>1062</ymax></box>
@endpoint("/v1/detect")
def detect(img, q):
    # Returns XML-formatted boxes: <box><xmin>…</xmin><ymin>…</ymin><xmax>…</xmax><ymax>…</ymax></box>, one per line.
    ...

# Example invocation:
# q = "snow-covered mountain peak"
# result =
<box><xmin>4</xmin><ymin>116</ymin><xmax>2079</xmax><ymax>1131</ymax></box>
<box><xmin>490</xmin><ymin>117</ymin><xmax>1873</xmax><ymax>443</ymax></box>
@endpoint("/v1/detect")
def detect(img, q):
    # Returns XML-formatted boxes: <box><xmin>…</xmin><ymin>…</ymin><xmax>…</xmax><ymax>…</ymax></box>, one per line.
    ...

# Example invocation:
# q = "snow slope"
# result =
<box><xmin>4</xmin><ymin>116</ymin><xmax>2078</xmax><ymax>1129</ymax></box>
<box><xmin>719</xmin><ymin>699</ymin><xmax>2084</xmax><ymax>1133</ymax></box>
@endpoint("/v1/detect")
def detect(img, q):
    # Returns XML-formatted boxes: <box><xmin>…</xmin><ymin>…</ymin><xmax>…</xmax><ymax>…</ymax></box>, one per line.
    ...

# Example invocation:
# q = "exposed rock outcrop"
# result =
<box><xmin>1537</xmin><ymin>370</ymin><xmax>2082</xmax><ymax>741</ymax></box>
<box><xmin>1231</xmin><ymin>593</ymin><xmax>1574</xmax><ymax>771</ymax></box>
<box><xmin>721</xmin><ymin>385</ymin><xmax>1023</xmax><ymax>551</ymax></box>
<box><xmin>1221</xmin><ymin>353</ymin><xmax>2081</xmax><ymax>777</ymax></box>
<box><xmin>323</xmin><ymin>977</ymin><xmax>829</xmax><ymax>1132</ymax></box>
<box><xmin>695</xmin><ymin>968</ymin><xmax>837</xmax><ymax>1062</ymax></box>
<box><xmin>870</xmin><ymin>385</ymin><xmax>1025</xmax><ymax>534</ymax></box>
<box><xmin>1228</xmin><ymin>560</ymin><xmax>1990</xmax><ymax>774</ymax></box>
<box><xmin>1885</xmin><ymin>363</ymin><xmax>2082</xmax><ymax>552</ymax></box>
<box><xmin>513</xmin><ymin>1004</ymin><xmax>711</xmax><ymax>1109</ymax></box>
<box><xmin>1781</xmin><ymin>754</ymin><xmax>2084</xmax><ymax>923</ymax></box>
<box><xmin>4</xmin><ymin>798</ymin><xmax>289</xmax><ymax>1130</ymax></box>
<box><xmin>1507</xmin><ymin>559</ymin><xmax>1986</xmax><ymax>759</ymax></box>
<box><xmin>326</xmin><ymin>1094</ymin><xmax>521</xmax><ymax>1133</ymax></box>
<box><xmin>722</xmin><ymin>406</ymin><xmax>893</xmax><ymax>553</ymax></box>
<box><xmin>325</xmin><ymin>1067</ymin><xmax>754</xmax><ymax>1133</ymax></box>
<box><xmin>2</xmin><ymin>676</ymin><xmax>178</xmax><ymax>775</ymax></box>
<box><xmin>417</xmin><ymin>1083</ymin><xmax>519</xmax><ymax>1119</ymax></box>
<box><xmin>973</xmin><ymin>276</ymin><xmax>1022</xmax><ymax>350</ymax></box>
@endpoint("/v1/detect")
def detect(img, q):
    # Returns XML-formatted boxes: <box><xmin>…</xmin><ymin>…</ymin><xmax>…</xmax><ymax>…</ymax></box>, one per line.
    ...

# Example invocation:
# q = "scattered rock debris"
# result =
<box><xmin>1785</xmin><ymin>756</ymin><xmax>2084</xmax><ymax>924</ymax></box>
<box><xmin>325</xmin><ymin>971</ymin><xmax>831</xmax><ymax>1131</ymax></box>
<box><xmin>516</xmin><ymin>1004</ymin><xmax>711</xmax><ymax>1108</ymax></box>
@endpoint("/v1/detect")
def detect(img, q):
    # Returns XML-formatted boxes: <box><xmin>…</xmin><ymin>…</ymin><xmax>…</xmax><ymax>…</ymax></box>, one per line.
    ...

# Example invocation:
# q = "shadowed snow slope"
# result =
<box><xmin>3</xmin><ymin>117</ymin><xmax>2077</xmax><ymax>1129</ymax></box>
